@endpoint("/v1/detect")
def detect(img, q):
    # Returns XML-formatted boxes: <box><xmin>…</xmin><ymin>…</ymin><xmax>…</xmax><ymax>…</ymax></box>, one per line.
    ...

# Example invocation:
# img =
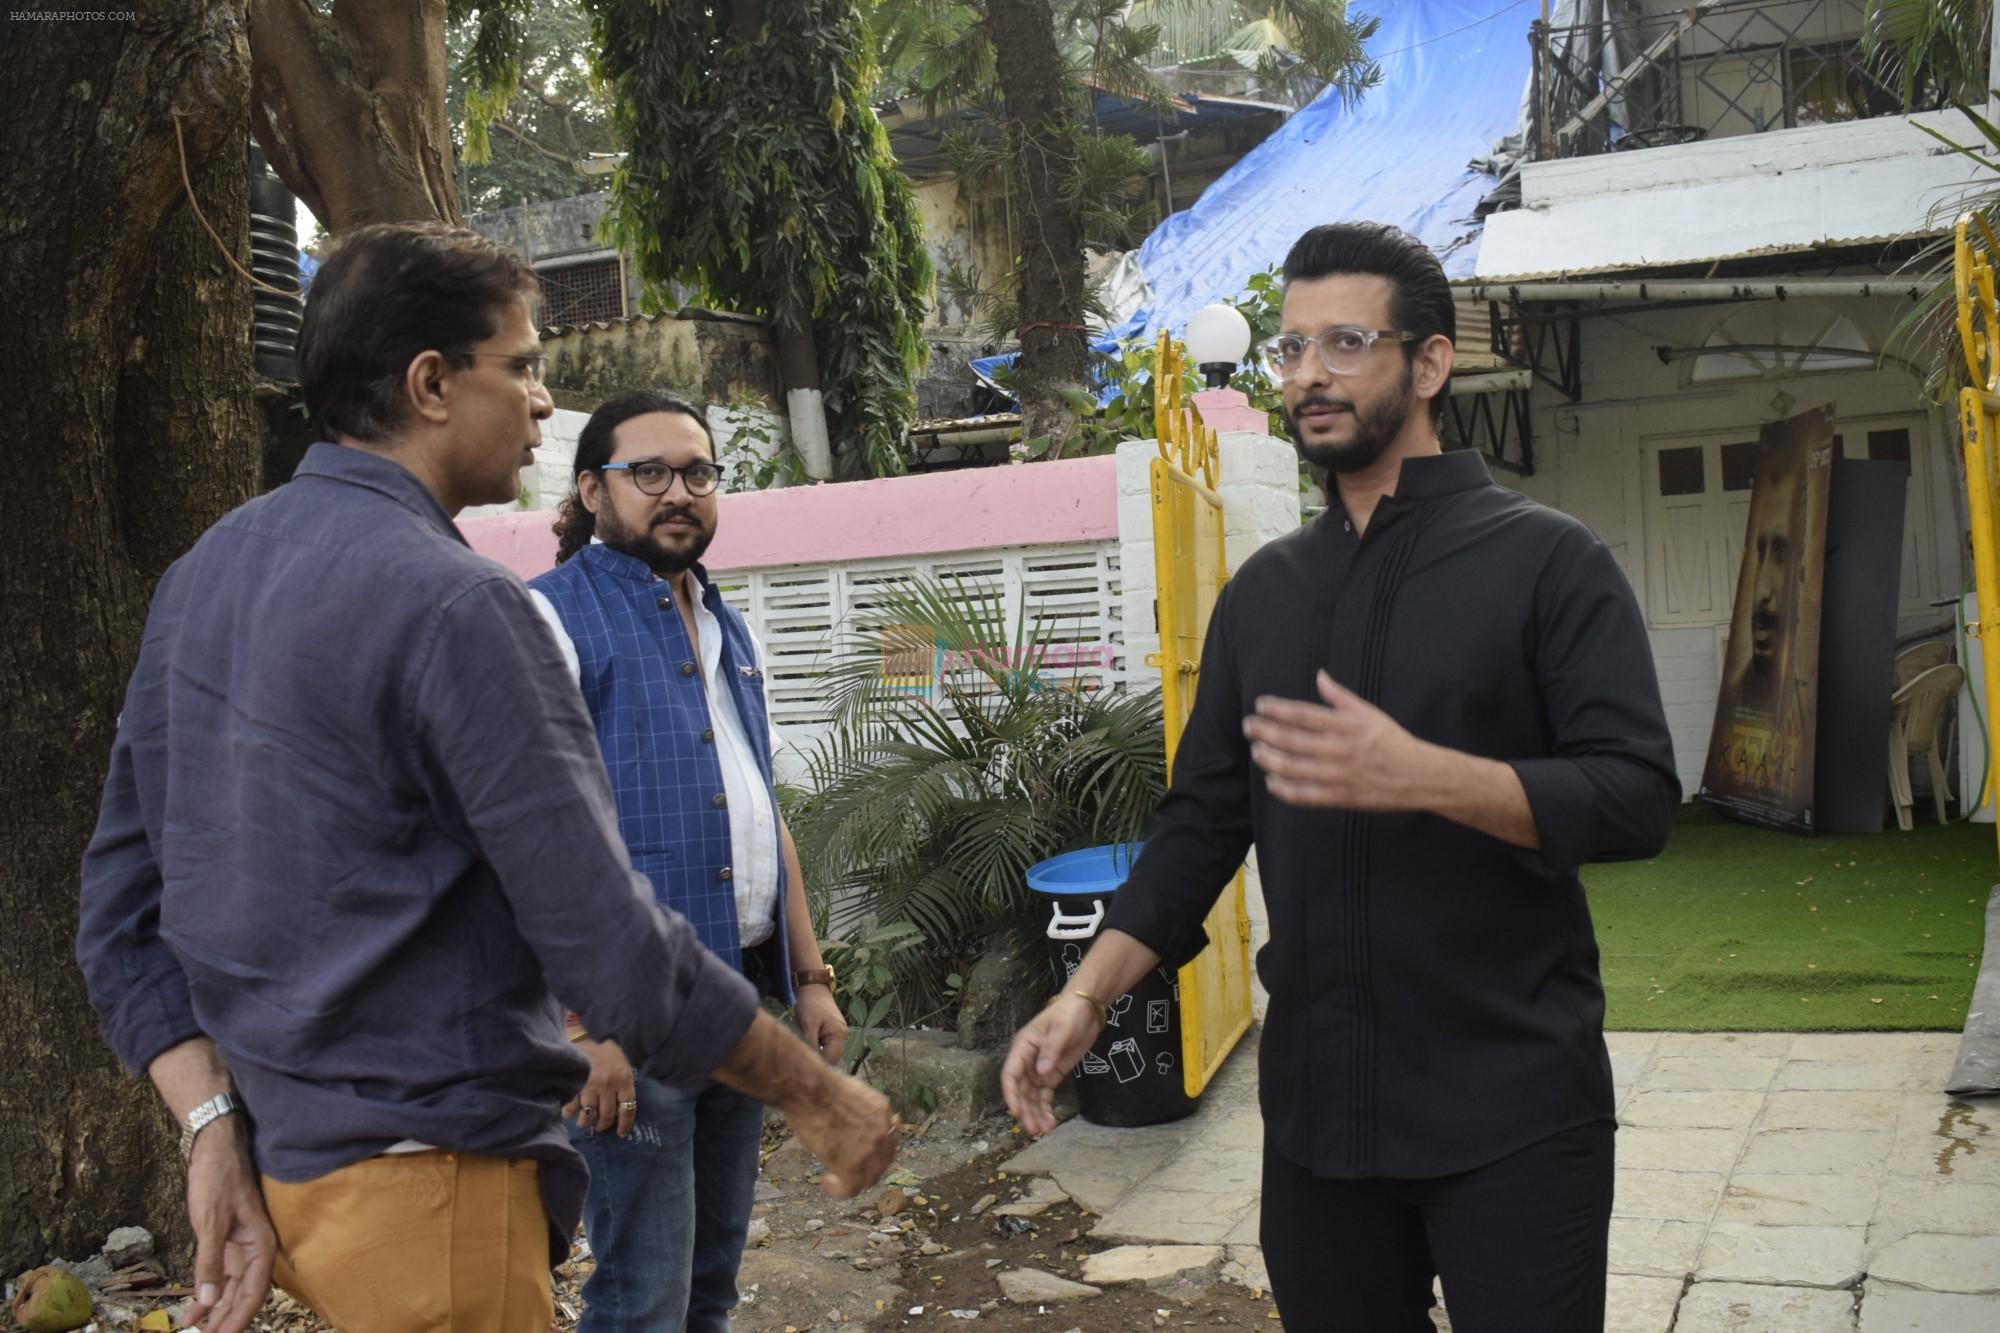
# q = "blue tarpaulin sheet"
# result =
<box><xmin>970</xmin><ymin>0</ymin><xmax>1531</xmax><ymax>398</ymax></box>
<box><xmin>1135</xmin><ymin>0</ymin><xmax>1531</xmax><ymax>335</ymax></box>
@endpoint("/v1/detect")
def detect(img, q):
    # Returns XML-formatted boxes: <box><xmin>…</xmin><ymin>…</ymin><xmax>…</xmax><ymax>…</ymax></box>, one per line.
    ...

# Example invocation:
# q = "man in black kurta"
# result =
<box><xmin>1002</xmin><ymin>223</ymin><xmax>1679</xmax><ymax>1331</ymax></box>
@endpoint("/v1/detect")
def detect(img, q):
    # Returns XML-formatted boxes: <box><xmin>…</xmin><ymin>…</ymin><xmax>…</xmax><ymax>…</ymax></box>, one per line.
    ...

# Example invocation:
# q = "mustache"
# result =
<box><xmin>1292</xmin><ymin>396</ymin><xmax>1354</xmax><ymax>414</ymax></box>
<box><xmin>650</xmin><ymin>507</ymin><xmax>704</xmax><ymax>528</ymax></box>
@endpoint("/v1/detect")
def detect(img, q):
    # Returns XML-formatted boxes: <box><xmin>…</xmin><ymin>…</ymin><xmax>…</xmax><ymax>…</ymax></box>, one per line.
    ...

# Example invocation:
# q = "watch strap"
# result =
<box><xmin>179</xmin><ymin>1092</ymin><xmax>241</xmax><ymax>1159</ymax></box>
<box><xmin>791</xmin><ymin>966</ymin><xmax>836</xmax><ymax>992</ymax></box>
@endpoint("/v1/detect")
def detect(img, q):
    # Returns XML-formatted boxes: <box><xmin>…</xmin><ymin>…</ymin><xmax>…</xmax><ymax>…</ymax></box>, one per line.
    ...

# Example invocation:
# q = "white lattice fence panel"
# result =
<box><xmin>717</xmin><ymin>541</ymin><xmax>1127</xmax><ymax>754</ymax></box>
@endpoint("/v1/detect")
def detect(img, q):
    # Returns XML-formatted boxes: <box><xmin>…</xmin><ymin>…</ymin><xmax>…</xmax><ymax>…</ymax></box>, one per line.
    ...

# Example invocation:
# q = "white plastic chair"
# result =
<box><xmin>1888</xmin><ymin>663</ymin><xmax>1965</xmax><ymax>830</ymax></box>
<box><xmin>1893</xmin><ymin>641</ymin><xmax>1950</xmax><ymax>689</ymax></box>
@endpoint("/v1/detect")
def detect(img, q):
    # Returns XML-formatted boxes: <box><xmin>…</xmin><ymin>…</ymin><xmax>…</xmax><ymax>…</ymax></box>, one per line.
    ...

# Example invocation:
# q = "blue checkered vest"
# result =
<box><xmin>529</xmin><ymin>543</ymin><xmax>791</xmax><ymax>1001</ymax></box>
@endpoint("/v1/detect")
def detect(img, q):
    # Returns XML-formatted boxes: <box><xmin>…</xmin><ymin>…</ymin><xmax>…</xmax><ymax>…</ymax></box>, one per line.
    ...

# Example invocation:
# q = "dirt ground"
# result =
<box><xmin>44</xmin><ymin>1106</ymin><xmax>1280</xmax><ymax>1332</ymax></box>
<box><xmin>726</xmin><ymin>1113</ymin><xmax>1281</xmax><ymax>1332</ymax></box>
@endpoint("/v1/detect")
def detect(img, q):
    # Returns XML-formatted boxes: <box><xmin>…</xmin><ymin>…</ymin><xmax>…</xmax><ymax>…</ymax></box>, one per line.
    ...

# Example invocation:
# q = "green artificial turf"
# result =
<box><xmin>1584</xmin><ymin>805</ymin><xmax>1992</xmax><ymax>1031</ymax></box>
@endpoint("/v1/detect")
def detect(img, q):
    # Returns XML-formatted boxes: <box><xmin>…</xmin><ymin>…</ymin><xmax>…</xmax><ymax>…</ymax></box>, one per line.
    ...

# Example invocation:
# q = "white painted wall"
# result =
<box><xmin>1492</xmin><ymin>294</ymin><xmax>1964</xmax><ymax>797</ymax></box>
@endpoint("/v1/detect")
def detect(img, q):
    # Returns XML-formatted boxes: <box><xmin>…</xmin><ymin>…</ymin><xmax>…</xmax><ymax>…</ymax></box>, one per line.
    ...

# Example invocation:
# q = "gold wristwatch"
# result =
<box><xmin>791</xmin><ymin>966</ymin><xmax>837</xmax><ymax>993</ymax></box>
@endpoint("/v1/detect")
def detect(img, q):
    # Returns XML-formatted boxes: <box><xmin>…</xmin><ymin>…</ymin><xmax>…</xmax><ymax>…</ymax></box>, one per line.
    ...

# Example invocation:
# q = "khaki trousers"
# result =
<box><xmin>262</xmin><ymin>1151</ymin><xmax>553</xmax><ymax>1332</ymax></box>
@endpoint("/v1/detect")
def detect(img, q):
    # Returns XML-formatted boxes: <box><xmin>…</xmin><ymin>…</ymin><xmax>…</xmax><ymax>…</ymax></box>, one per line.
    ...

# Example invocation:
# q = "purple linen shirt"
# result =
<box><xmin>75</xmin><ymin>443</ymin><xmax>760</xmax><ymax>1258</ymax></box>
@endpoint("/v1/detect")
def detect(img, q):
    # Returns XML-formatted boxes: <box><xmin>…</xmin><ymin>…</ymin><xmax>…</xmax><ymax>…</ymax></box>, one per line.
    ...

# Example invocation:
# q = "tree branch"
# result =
<box><xmin>493</xmin><ymin>118</ymin><xmax>581</xmax><ymax>170</ymax></box>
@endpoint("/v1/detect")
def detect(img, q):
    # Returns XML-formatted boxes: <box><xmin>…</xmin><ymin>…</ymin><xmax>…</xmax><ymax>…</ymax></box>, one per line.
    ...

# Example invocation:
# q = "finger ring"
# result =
<box><xmin>578</xmin><ymin>1107</ymin><xmax>597</xmax><ymax>1118</ymax></box>
<box><xmin>618</xmin><ymin>1100</ymin><xmax>638</xmax><ymax>1111</ymax></box>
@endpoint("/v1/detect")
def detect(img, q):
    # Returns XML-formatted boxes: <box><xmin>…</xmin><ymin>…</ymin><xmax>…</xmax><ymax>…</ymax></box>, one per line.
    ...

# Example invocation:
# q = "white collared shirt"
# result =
<box><xmin>528</xmin><ymin>571</ymin><xmax>783</xmax><ymax>947</ymax></box>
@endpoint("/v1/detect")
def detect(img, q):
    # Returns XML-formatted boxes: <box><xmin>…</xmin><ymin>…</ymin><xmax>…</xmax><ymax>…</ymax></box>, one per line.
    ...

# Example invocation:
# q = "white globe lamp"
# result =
<box><xmin>1184</xmin><ymin>303</ymin><xmax>1252</xmax><ymax>389</ymax></box>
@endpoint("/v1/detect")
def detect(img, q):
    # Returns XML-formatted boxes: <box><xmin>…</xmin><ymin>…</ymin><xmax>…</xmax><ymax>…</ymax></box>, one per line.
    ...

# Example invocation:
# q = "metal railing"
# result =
<box><xmin>1531</xmin><ymin>0</ymin><xmax>1923</xmax><ymax>160</ymax></box>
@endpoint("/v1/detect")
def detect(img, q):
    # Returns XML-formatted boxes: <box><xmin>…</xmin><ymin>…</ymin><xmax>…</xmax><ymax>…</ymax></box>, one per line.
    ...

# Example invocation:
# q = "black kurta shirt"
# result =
<box><xmin>1106</xmin><ymin>450</ymin><xmax>1679</xmax><ymax>1179</ymax></box>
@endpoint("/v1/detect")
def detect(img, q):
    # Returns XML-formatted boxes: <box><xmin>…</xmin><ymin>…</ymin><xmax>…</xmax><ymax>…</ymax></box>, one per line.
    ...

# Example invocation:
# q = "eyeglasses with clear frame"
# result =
<box><xmin>598</xmin><ymin>460</ymin><xmax>723</xmax><ymax>497</ymax></box>
<box><xmin>1255</xmin><ymin>327</ymin><xmax>1416</xmax><ymax>381</ymax></box>
<box><xmin>466</xmin><ymin>352</ymin><xmax>548</xmax><ymax>386</ymax></box>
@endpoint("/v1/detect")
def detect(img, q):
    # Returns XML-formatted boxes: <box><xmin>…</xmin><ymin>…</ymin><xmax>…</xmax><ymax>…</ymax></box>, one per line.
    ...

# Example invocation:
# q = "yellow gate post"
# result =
<box><xmin>1955</xmin><ymin>214</ymin><xmax>2000</xmax><ymax>857</ymax></box>
<box><xmin>1145</xmin><ymin>333</ymin><xmax>1256</xmax><ymax>1097</ymax></box>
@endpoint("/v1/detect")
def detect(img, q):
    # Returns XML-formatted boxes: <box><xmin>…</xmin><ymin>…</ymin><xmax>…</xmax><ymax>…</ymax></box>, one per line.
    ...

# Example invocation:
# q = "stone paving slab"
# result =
<box><xmin>1619</xmin><ymin>1089</ymin><xmax>1765</xmax><ymax>1129</ymax></box>
<box><xmin>1602</xmin><ymin>1274</ymin><xmax>1684</xmax><ymax>1333</ymax></box>
<box><xmin>1004</xmin><ymin>1031</ymin><xmax>1997</xmax><ymax>1329</ymax></box>
<box><xmin>1613</xmin><ymin>1167</ymin><xmax>1727</xmax><ymax>1221</ymax></box>
<box><xmin>1762</xmin><ymin>1089</ymin><xmax>1903</xmax><ymax>1130</ymax></box>
<box><xmin>1717</xmin><ymin>1172</ymin><xmax>1880</xmax><ymax>1226</ymax></box>
<box><xmin>1738</xmin><ymin>1128</ymin><xmax>1893</xmax><ymax>1176</ymax></box>
<box><xmin>1857</xmin><ymin>1287</ymin><xmax>2000</xmax><ymax>1331</ymax></box>
<box><xmin>1694</xmin><ymin>1220</ymin><xmax>1866</xmax><ymax>1286</ymax></box>
<box><xmin>1616</xmin><ymin>1125</ymin><xmax>1749</xmax><ymax>1172</ymax></box>
<box><xmin>1647</xmin><ymin>1054</ymin><xmax>1785</xmax><ymax>1090</ymax></box>
<box><xmin>1675</xmin><ymin>1281</ymin><xmax>1857</xmax><ymax>1331</ymax></box>
<box><xmin>1866</xmin><ymin>1232</ymin><xmax>2000</xmax><ymax>1294</ymax></box>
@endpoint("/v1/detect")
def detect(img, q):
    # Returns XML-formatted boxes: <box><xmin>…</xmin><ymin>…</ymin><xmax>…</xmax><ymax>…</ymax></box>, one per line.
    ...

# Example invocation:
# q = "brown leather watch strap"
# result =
<box><xmin>791</xmin><ymin>966</ymin><xmax>836</xmax><ymax>991</ymax></box>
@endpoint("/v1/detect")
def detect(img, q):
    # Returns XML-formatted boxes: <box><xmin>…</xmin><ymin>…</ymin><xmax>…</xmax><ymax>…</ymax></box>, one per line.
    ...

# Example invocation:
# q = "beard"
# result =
<box><xmin>1284</xmin><ymin>362</ymin><xmax>1415</xmax><ymax>474</ymax></box>
<box><xmin>598</xmin><ymin>504</ymin><xmax>714</xmax><ymax>576</ymax></box>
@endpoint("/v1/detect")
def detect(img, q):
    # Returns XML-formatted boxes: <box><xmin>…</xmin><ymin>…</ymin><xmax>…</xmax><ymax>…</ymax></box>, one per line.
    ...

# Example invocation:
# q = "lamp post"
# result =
<box><xmin>1182</xmin><ymin>303</ymin><xmax>1268</xmax><ymax>434</ymax></box>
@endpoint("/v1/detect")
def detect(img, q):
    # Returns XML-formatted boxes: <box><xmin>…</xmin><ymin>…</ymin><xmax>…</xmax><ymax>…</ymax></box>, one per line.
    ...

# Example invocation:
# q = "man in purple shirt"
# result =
<box><xmin>75</xmin><ymin>223</ymin><xmax>897</xmax><ymax>1333</ymax></box>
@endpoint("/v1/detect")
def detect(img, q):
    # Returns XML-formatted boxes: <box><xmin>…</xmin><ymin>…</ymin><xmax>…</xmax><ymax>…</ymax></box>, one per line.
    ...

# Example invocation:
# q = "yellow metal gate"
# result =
<box><xmin>1145</xmin><ymin>334</ymin><xmax>1256</xmax><ymax>1097</ymax></box>
<box><xmin>1956</xmin><ymin>214</ymin><xmax>2000</xmax><ymax>857</ymax></box>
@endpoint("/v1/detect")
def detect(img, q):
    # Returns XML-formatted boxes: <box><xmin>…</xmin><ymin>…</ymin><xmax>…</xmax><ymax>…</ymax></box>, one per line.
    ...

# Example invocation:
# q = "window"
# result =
<box><xmin>535</xmin><ymin>255</ymin><xmax>626</xmax><ymax>328</ymax></box>
<box><xmin>1685</xmin><ymin>301</ymin><xmax>1875</xmax><ymax>385</ymax></box>
<box><xmin>1642</xmin><ymin>415</ymin><xmax>1939</xmax><ymax>629</ymax></box>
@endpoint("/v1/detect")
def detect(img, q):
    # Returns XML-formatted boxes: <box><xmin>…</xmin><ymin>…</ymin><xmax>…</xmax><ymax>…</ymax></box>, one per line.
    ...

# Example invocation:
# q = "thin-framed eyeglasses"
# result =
<box><xmin>1255</xmin><ymin>327</ymin><xmax>1415</xmax><ymax>381</ymax></box>
<box><xmin>466</xmin><ymin>352</ymin><xmax>548</xmax><ymax>386</ymax></box>
<box><xmin>598</xmin><ymin>460</ymin><xmax>723</xmax><ymax>497</ymax></box>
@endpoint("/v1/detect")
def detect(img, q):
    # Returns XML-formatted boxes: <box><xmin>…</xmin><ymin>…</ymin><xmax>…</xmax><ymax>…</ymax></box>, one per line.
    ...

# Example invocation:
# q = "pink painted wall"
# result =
<box><xmin>458</xmin><ymin>454</ymin><xmax>1118</xmax><ymax>582</ymax></box>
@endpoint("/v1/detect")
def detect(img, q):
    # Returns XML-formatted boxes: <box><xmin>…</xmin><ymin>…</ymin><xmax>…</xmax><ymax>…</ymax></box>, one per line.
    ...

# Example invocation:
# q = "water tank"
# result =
<box><xmin>248</xmin><ymin>144</ymin><xmax>303</xmax><ymax>383</ymax></box>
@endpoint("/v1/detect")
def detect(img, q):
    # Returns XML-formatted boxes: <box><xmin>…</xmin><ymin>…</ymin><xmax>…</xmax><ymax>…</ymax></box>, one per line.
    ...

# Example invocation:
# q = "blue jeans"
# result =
<box><xmin>568</xmin><ymin>1076</ymin><xmax>764</xmax><ymax>1333</ymax></box>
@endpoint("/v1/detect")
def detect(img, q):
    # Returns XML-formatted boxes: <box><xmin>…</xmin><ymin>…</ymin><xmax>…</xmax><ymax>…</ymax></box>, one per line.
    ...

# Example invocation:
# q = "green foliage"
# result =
<box><xmin>1864</xmin><ymin>0</ymin><xmax>1991</xmax><ymax>110</ymax></box>
<box><xmin>1070</xmin><ymin>265</ymin><xmax>1292</xmax><ymax>456</ymax></box>
<box><xmin>871</xmin><ymin>0</ymin><xmax>1370</xmax><ymax>441</ymax></box>
<box><xmin>449</xmin><ymin>1</ymin><xmax>620</xmax><ymax>213</ymax></box>
<box><xmin>1128</xmin><ymin>0</ymin><xmax>1384</xmax><ymax>107</ymax></box>
<box><xmin>788</xmin><ymin>574</ymin><xmax>1166</xmax><ymax>1023</ymax></box>
<box><xmin>586</xmin><ymin>0</ymin><xmax>934</xmax><ymax>478</ymax></box>
<box><xmin>716</xmin><ymin>399</ymin><xmax>812</xmax><ymax>492</ymax></box>
<box><xmin>1885</xmin><ymin>96</ymin><xmax>2000</xmax><ymax>406</ymax></box>
<box><xmin>822</xmin><ymin>918</ymin><xmax>928</xmax><ymax>1070</ymax></box>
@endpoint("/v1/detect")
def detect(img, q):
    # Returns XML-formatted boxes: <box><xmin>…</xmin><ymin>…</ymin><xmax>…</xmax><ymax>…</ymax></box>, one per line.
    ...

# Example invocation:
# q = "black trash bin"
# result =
<box><xmin>1026</xmin><ymin>843</ymin><xmax>1198</xmax><ymax>1128</ymax></box>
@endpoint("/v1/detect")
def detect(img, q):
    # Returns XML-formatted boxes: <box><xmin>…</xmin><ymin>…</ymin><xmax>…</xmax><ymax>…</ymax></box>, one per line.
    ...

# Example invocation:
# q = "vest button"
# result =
<box><xmin>701</xmin><ymin>728</ymin><xmax>715</xmax><ymax>743</ymax></box>
<box><xmin>718</xmin><ymin>866</ymin><xmax>733</xmax><ymax>881</ymax></box>
<box><xmin>712</xmin><ymin>793</ymin><xmax>727</xmax><ymax>809</ymax></box>
<box><xmin>680</xmin><ymin>661</ymin><xmax>696</xmax><ymax>677</ymax></box>
<box><xmin>657</xmin><ymin>597</ymin><xmax>673</xmax><ymax>610</ymax></box>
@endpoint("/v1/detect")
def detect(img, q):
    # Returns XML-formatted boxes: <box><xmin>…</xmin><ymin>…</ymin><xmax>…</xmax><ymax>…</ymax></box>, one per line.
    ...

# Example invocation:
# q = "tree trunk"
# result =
<box><xmin>0</xmin><ymin>2</ymin><xmax>260</xmax><ymax>1274</ymax></box>
<box><xmin>990</xmin><ymin>0</ymin><xmax>1090</xmax><ymax>450</ymax></box>
<box><xmin>249</xmin><ymin>0</ymin><xmax>461</xmax><ymax>228</ymax></box>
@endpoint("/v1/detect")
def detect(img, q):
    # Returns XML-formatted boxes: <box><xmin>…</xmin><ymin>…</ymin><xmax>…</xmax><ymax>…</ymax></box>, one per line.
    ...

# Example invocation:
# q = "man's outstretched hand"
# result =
<box><xmin>1001</xmin><ymin>993</ymin><xmax>1102</xmax><ymax>1137</ymax></box>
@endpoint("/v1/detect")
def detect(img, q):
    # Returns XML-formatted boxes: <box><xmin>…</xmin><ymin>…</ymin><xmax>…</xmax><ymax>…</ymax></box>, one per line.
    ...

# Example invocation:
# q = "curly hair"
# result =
<box><xmin>553</xmin><ymin>389</ymin><xmax>716</xmax><ymax>563</ymax></box>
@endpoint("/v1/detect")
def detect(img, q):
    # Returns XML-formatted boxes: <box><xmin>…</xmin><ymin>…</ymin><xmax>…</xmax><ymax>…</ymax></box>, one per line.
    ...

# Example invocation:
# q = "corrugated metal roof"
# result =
<box><xmin>1470</xmin><ymin>232</ymin><xmax>1934</xmax><ymax>284</ymax></box>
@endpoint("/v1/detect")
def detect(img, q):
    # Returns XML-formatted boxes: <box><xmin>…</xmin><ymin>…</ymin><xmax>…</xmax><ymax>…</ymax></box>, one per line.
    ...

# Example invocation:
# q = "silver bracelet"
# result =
<box><xmin>179</xmin><ymin>1092</ymin><xmax>241</xmax><ymax>1160</ymax></box>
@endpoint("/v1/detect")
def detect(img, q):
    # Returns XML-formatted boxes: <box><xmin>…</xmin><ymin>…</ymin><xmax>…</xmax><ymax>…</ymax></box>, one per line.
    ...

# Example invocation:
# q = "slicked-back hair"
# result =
<box><xmin>1282</xmin><ymin>222</ymin><xmax>1455</xmax><ymax>422</ymax></box>
<box><xmin>553</xmin><ymin>389</ymin><xmax>716</xmax><ymax>564</ymax></box>
<box><xmin>298</xmin><ymin>223</ymin><xmax>540</xmax><ymax>444</ymax></box>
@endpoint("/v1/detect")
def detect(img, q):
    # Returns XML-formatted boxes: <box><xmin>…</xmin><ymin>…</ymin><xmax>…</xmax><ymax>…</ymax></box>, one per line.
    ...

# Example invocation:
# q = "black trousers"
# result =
<box><xmin>1260</xmin><ymin>1120</ymin><xmax>1614</xmax><ymax>1333</ymax></box>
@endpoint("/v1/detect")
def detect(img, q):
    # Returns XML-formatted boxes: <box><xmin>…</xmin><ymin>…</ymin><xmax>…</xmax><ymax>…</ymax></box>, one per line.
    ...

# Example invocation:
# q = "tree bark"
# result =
<box><xmin>989</xmin><ymin>0</ymin><xmax>1090</xmax><ymax>449</ymax></box>
<box><xmin>249</xmin><ymin>0</ymin><xmax>461</xmax><ymax>228</ymax></box>
<box><xmin>0</xmin><ymin>2</ymin><xmax>260</xmax><ymax>1273</ymax></box>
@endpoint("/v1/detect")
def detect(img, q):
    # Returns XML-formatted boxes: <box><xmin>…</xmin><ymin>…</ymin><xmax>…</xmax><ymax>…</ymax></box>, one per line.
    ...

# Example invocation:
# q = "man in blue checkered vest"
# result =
<box><xmin>528</xmin><ymin>389</ymin><xmax>847</xmax><ymax>1333</ymax></box>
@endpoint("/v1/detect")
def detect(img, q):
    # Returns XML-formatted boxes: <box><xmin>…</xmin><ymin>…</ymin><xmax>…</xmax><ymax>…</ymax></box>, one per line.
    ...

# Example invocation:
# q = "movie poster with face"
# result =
<box><xmin>1699</xmin><ymin>406</ymin><xmax>1835</xmax><ymax>832</ymax></box>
